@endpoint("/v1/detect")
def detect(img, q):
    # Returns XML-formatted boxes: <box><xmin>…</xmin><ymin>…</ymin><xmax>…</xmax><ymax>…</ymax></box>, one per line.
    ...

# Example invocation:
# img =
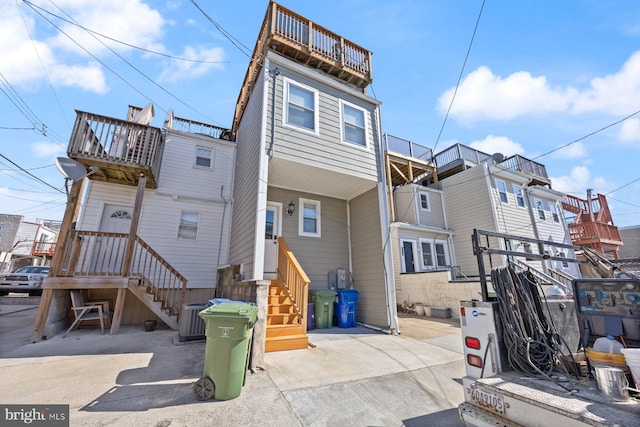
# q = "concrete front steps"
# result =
<box><xmin>266</xmin><ymin>281</ymin><xmax>308</xmax><ymax>352</ymax></box>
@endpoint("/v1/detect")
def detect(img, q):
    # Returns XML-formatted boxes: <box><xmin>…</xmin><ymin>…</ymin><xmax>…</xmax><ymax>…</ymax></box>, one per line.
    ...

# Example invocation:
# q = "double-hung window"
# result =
<box><xmin>195</xmin><ymin>147</ymin><xmax>213</xmax><ymax>169</ymax></box>
<box><xmin>514</xmin><ymin>185</ymin><xmax>526</xmax><ymax>207</ymax></box>
<box><xmin>420</xmin><ymin>239</ymin><xmax>448</xmax><ymax>269</ymax></box>
<box><xmin>535</xmin><ymin>199</ymin><xmax>546</xmax><ymax>220</ymax></box>
<box><xmin>550</xmin><ymin>203</ymin><xmax>560</xmax><ymax>222</ymax></box>
<box><xmin>341</xmin><ymin>101</ymin><xmax>367</xmax><ymax>147</ymax></box>
<box><xmin>298</xmin><ymin>198</ymin><xmax>321</xmax><ymax>238</ymax></box>
<box><xmin>285</xmin><ymin>80</ymin><xmax>318</xmax><ymax>133</ymax></box>
<box><xmin>418</xmin><ymin>192</ymin><xmax>430</xmax><ymax>211</ymax></box>
<box><xmin>178</xmin><ymin>212</ymin><xmax>199</xmax><ymax>240</ymax></box>
<box><xmin>496</xmin><ymin>180</ymin><xmax>508</xmax><ymax>203</ymax></box>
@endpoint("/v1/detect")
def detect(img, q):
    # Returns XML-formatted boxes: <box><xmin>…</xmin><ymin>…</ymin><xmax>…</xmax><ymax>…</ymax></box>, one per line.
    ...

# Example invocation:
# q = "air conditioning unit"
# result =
<box><xmin>179</xmin><ymin>303</ymin><xmax>206</xmax><ymax>342</ymax></box>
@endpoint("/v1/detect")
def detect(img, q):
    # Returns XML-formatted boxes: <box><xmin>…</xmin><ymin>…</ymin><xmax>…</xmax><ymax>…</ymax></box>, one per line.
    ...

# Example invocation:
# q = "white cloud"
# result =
<box><xmin>618</xmin><ymin>117</ymin><xmax>640</xmax><ymax>143</ymax></box>
<box><xmin>437</xmin><ymin>66</ymin><xmax>573</xmax><ymax>121</ymax></box>
<box><xmin>49</xmin><ymin>62</ymin><xmax>108</xmax><ymax>93</ymax></box>
<box><xmin>550</xmin><ymin>142</ymin><xmax>588</xmax><ymax>159</ymax></box>
<box><xmin>550</xmin><ymin>165</ymin><xmax>615</xmax><ymax>195</ymax></box>
<box><xmin>572</xmin><ymin>51</ymin><xmax>640</xmax><ymax>115</ymax></box>
<box><xmin>31</xmin><ymin>142</ymin><xmax>65</xmax><ymax>158</ymax></box>
<box><xmin>550</xmin><ymin>166</ymin><xmax>591</xmax><ymax>194</ymax></box>
<box><xmin>469</xmin><ymin>135</ymin><xmax>525</xmax><ymax>157</ymax></box>
<box><xmin>437</xmin><ymin>51</ymin><xmax>640</xmax><ymax>125</ymax></box>
<box><xmin>157</xmin><ymin>46</ymin><xmax>225</xmax><ymax>83</ymax></box>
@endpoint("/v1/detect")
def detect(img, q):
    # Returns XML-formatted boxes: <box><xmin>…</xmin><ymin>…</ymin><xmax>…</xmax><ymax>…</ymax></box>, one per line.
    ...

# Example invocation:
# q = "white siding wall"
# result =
<box><xmin>394</xmin><ymin>184</ymin><xmax>446</xmax><ymax>228</ymax></box>
<box><xmin>350</xmin><ymin>188</ymin><xmax>389</xmax><ymax>327</ymax></box>
<box><xmin>78</xmin><ymin>130</ymin><xmax>235</xmax><ymax>289</ymax></box>
<box><xmin>268</xmin><ymin>187</ymin><xmax>349</xmax><ymax>288</ymax></box>
<box><xmin>267</xmin><ymin>57</ymin><xmax>379</xmax><ymax>181</ymax></box>
<box><xmin>13</xmin><ymin>222</ymin><xmax>39</xmax><ymax>256</ymax></box>
<box><xmin>441</xmin><ymin>165</ymin><xmax>496</xmax><ymax>277</ymax></box>
<box><xmin>229</xmin><ymin>68</ymin><xmax>267</xmax><ymax>280</ymax></box>
<box><xmin>620</xmin><ymin>226</ymin><xmax>640</xmax><ymax>258</ymax></box>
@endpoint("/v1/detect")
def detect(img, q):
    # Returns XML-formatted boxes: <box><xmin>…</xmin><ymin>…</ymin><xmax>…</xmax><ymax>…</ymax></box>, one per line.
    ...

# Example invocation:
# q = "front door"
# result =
<box><xmin>402</xmin><ymin>240</ymin><xmax>416</xmax><ymax>273</ymax></box>
<box><xmin>264</xmin><ymin>202</ymin><xmax>281</xmax><ymax>274</ymax></box>
<box><xmin>91</xmin><ymin>205</ymin><xmax>133</xmax><ymax>274</ymax></box>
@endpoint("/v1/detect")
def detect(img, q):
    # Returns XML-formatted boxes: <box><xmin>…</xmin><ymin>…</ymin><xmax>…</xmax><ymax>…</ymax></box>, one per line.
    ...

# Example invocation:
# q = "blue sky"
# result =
<box><xmin>2</xmin><ymin>0</ymin><xmax>640</xmax><ymax>227</ymax></box>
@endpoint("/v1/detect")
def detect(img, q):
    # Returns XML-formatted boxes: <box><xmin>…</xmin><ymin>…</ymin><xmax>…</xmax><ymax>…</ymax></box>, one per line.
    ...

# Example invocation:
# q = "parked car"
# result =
<box><xmin>0</xmin><ymin>266</ymin><xmax>50</xmax><ymax>296</ymax></box>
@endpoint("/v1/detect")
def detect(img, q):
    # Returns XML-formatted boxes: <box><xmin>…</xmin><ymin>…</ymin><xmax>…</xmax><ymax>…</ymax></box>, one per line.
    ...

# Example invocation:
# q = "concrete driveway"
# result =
<box><xmin>0</xmin><ymin>301</ymin><xmax>465</xmax><ymax>426</ymax></box>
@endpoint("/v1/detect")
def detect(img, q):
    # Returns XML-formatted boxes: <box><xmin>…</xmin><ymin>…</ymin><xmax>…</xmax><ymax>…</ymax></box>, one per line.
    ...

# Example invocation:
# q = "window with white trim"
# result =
<box><xmin>535</xmin><ymin>199</ymin><xmax>546</xmax><ymax>220</ymax></box>
<box><xmin>178</xmin><ymin>212</ymin><xmax>199</xmax><ymax>240</ymax></box>
<box><xmin>284</xmin><ymin>80</ymin><xmax>318</xmax><ymax>133</ymax></box>
<box><xmin>420</xmin><ymin>239</ymin><xmax>448</xmax><ymax>269</ymax></box>
<box><xmin>341</xmin><ymin>101</ymin><xmax>367</xmax><ymax>147</ymax></box>
<box><xmin>550</xmin><ymin>203</ymin><xmax>560</xmax><ymax>222</ymax></box>
<box><xmin>514</xmin><ymin>185</ymin><xmax>526</xmax><ymax>207</ymax></box>
<box><xmin>557</xmin><ymin>251</ymin><xmax>569</xmax><ymax>268</ymax></box>
<box><xmin>298</xmin><ymin>198</ymin><xmax>321</xmax><ymax>237</ymax></box>
<box><xmin>418</xmin><ymin>191</ymin><xmax>430</xmax><ymax>211</ymax></box>
<box><xmin>195</xmin><ymin>147</ymin><xmax>213</xmax><ymax>169</ymax></box>
<box><xmin>496</xmin><ymin>179</ymin><xmax>508</xmax><ymax>203</ymax></box>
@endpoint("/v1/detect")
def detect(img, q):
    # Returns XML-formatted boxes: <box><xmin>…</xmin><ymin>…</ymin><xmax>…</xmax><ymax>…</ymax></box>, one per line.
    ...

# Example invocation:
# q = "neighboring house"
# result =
<box><xmin>35</xmin><ymin>104</ymin><xmax>235</xmax><ymax>338</ymax></box>
<box><xmin>619</xmin><ymin>225</ymin><xmax>640</xmax><ymax>259</ymax></box>
<box><xmin>435</xmin><ymin>143</ymin><xmax>580</xmax><ymax>280</ymax></box>
<box><xmin>0</xmin><ymin>217</ymin><xmax>57</xmax><ymax>273</ymax></box>
<box><xmin>228</xmin><ymin>2</ymin><xmax>396</xmax><ymax>349</ymax></box>
<box><xmin>0</xmin><ymin>214</ymin><xmax>23</xmax><ymax>274</ymax></box>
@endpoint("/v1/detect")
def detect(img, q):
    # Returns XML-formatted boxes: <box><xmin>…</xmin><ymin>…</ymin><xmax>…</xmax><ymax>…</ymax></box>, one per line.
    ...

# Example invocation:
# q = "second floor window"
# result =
<box><xmin>535</xmin><ymin>199</ymin><xmax>546</xmax><ymax>220</ymax></box>
<box><xmin>496</xmin><ymin>180</ymin><xmax>508</xmax><ymax>203</ymax></box>
<box><xmin>286</xmin><ymin>81</ymin><xmax>317</xmax><ymax>132</ymax></box>
<box><xmin>514</xmin><ymin>185</ymin><xmax>526</xmax><ymax>207</ymax></box>
<box><xmin>341</xmin><ymin>102</ymin><xmax>366</xmax><ymax>147</ymax></box>
<box><xmin>550</xmin><ymin>203</ymin><xmax>560</xmax><ymax>222</ymax></box>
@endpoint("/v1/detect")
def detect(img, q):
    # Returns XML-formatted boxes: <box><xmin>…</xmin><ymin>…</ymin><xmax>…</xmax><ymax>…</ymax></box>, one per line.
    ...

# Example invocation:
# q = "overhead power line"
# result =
<box><xmin>0</xmin><ymin>153</ymin><xmax>64</xmax><ymax>194</ymax></box>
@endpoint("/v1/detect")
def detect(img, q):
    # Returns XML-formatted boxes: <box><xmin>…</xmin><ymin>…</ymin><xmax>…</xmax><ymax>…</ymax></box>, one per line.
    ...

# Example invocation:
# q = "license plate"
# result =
<box><xmin>469</xmin><ymin>384</ymin><xmax>505</xmax><ymax>415</ymax></box>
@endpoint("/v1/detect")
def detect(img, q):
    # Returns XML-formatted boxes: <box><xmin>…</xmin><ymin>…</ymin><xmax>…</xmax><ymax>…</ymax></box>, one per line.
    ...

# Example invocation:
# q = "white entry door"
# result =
<box><xmin>91</xmin><ymin>205</ymin><xmax>133</xmax><ymax>273</ymax></box>
<box><xmin>264</xmin><ymin>202</ymin><xmax>282</xmax><ymax>274</ymax></box>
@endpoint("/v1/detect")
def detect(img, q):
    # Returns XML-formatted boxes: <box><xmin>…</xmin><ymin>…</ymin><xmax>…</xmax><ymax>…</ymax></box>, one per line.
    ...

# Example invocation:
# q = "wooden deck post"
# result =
<box><xmin>32</xmin><ymin>179</ymin><xmax>83</xmax><ymax>342</ymax></box>
<box><xmin>121</xmin><ymin>174</ymin><xmax>146</xmax><ymax>276</ymax></box>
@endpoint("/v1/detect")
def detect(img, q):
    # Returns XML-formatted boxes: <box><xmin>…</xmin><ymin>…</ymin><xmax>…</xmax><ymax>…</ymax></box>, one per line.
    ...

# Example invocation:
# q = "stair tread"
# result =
<box><xmin>266</xmin><ymin>333</ymin><xmax>307</xmax><ymax>341</ymax></box>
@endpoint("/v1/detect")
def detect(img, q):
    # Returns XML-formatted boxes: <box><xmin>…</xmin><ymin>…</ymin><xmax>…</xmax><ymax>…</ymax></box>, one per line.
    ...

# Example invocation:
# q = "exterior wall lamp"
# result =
<box><xmin>287</xmin><ymin>200</ymin><xmax>295</xmax><ymax>216</ymax></box>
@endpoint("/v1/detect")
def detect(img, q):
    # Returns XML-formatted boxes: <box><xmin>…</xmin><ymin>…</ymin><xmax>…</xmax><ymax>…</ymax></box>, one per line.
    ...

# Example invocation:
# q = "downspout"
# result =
<box><xmin>346</xmin><ymin>200</ymin><xmax>353</xmax><ymax>289</ymax></box>
<box><xmin>217</xmin><ymin>185</ymin><xmax>229</xmax><ymax>268</ymax></box>
<box><xmin>267</xmin><ymin>67</ymin><xmax>280</xmax><ymax>159</ymax></box>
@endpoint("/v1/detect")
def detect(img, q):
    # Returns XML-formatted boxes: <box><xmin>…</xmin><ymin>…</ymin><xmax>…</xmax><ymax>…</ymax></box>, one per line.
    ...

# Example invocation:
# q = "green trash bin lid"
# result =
<box><xmin>199</xmin><ymin>302</ymin><xmax>258</xmax><ymax>325</ymax></box>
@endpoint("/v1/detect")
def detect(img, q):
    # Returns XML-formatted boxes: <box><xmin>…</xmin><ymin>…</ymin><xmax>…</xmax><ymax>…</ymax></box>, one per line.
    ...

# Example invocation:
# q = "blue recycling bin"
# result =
<box><xmin>335</xmin><ymin>289</ymin><xmax>359</xmax><ymax>328</ymax></box>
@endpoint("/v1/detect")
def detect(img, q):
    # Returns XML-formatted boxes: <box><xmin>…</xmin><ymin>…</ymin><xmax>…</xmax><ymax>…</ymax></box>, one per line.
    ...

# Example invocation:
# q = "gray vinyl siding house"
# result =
<box><xmin>228</xmin><ymin>51</ymin><xmax>397</xmax><ymax>330</ymax></box>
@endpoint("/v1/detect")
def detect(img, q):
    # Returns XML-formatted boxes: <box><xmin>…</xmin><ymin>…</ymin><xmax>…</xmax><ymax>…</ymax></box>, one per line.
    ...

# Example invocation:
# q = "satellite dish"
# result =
<box><xmin>54</xmin><ymin>157</ymin><xmax>96</xmax><ymax>181</ymax></box>
<box><xmin>492</xmin><ymin>152</ymin><xmax>505</xmax><ymax>163</ymax></box>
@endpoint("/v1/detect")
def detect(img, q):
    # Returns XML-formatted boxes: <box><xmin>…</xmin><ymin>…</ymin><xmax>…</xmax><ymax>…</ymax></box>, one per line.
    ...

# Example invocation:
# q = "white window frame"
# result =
<box><xmin>535</xmin><ymin>199</ymin><xmax>546</xmax><ymax>220</ymax></box>
<box><xmin>298</xmin><ymin>198</ymin><xmax>321</xmax><ymax>238</ymax></box>
<box><xmin>400</xmin><ymin>239</ymin><xmax>418</xmax><ymax>273</ymax></box>
<box><xmin>418</xmin><ymin>191</ymin><xmax>431</xmax><ymax>212</ymax></box>
<box><xmin>513</xmin><ymin>184</ymin><xmax>526</xmax><ymax>208</ymax></box>
<box><xmin>419</xmin><ymin>238</ymin><xmax>449</xmax><ymax>270</ymax></box>
<box><xmin>283</xmin><ymin>78</ymin><xmax>319</xmax><ymax>135</ymax></box>
<box><xmin>550</xmin><ymin>203</ymin><xmax>560</xmax><ymax>223</ymax></box>
<box><xmin>178</xmin><ymin>212</ymin><xmax>199</xmax><ymax>240</ymax></box>
<box><xmin>496</xmin><ymin>179</ymin><xmax>508</xmax><ymax>204</ymax></box>
<box><xmin>339</xmin><ymin>100</ymin><xmax>369</xmax><ymax>149</ymax></box>
<box><xmin>194</xmin><ymin>146</ymin><xmax>214</xmax><ymax>169</ymax></box>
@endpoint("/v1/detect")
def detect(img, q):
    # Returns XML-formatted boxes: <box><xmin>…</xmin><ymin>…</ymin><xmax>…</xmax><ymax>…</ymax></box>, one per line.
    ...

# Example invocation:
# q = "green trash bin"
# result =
<box><xmin>310</xmin><ymin>289</ymin><xmax>337</xmax><ymax>329</ymax></box>
<box><xmin>193</xmin><ymin>301</ymin><xmax>258</xmax><ymax>401</ymax></box>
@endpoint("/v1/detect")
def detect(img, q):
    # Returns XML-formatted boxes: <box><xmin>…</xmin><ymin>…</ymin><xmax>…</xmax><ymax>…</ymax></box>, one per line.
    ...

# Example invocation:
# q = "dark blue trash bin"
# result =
<box><xmin>307</xmin><ymin>302</ymin><xmax>315</xmax><ymax>330</ymax></box>
<box><xmin>335</xmin><ymin>289</ymin><xmax>358</xmax><ymax>328</ymax></box>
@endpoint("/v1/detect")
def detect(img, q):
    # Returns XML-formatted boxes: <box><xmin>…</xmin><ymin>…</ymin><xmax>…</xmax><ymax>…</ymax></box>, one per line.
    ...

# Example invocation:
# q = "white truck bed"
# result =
<box><xmin>459</xmin><ymin>372</ymin><xmax>640</xmax><ymax>427</ymax></box>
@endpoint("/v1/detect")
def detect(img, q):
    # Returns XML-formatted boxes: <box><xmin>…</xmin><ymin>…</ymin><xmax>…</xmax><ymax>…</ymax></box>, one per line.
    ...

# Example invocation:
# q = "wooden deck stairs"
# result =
<box><xmin>127</xmin><ymin>277</ymin><xmax>180</xmax><ymax>330</ymax></box>
<box><xmin>266</xmin><ymin>280</ymin><xmax>308</xmax><ymax>352</ymax></box>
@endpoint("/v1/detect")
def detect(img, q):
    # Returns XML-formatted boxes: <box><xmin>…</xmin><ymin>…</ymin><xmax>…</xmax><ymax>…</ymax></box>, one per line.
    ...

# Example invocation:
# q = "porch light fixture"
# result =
<box><xmin>287</xmin><ymin>200</ymin><xmax>295</xmax><ymax>216</ymax></box>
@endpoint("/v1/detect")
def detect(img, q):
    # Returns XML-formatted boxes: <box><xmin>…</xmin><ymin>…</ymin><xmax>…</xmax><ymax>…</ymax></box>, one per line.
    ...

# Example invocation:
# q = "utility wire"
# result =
<box><xmin>432</xmin><ymin>0</ymin><xmax>486</xmax><ymax>154</ymax></box>
<box><xmin>605</xmin><ymin>177</ymin><xmax>640</xmax><ymax>196</ymax></box>
<box><xmin>30</xmin><ymin>0</ymin><xmax>230</xmax><ymax>64</ymax></box>
<box><xmin>0</xmin><ymin>153</ymin><xmax>64</xmax><ymax>194</ymax></box>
